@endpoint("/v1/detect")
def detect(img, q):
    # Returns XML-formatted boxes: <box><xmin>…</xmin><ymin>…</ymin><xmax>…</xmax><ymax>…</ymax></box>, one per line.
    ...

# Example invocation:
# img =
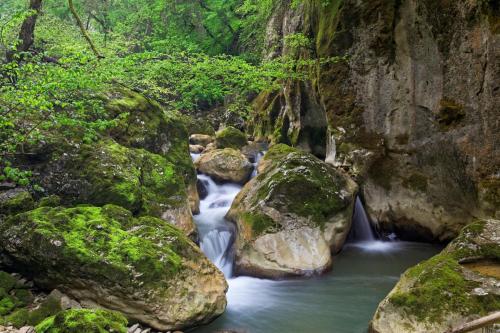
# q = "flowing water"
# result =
<box><xmin>191</xmin><ymin>153</ymin><xmax>442</xmax><ymax>333</ymax></box>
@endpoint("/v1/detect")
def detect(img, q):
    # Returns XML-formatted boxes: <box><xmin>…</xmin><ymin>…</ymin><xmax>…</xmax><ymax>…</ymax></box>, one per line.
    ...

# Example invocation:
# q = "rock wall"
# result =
<box><xmin>252</xmin><ymin>0</ymin><xmax>500</xmax><ymax>241</ymax></box>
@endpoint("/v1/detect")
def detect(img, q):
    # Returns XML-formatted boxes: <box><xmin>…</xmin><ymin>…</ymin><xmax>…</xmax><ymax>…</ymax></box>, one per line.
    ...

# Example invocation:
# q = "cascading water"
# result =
<box><xmin>192</xmin><ymin>150</ymin><xmax>265</xmax><ymax>277</ymax></box>
<box><xmin>348</xmin><ymin>196</ymin><xmax>396</xmax><ymax>252</ymax></box>
<box><xmin>191</xmin><ymin>153</ymin><xmax>442</xmax><ymax>333</ymax></box>
<box><xmin>325</xmin><ymin>132</ymin><xmax>336</xmax><ymax>166</ymax></box>
<box><xmin>349</xmin><ymin>197</ymin><xmax>376</xmax><ymax>242</ymax></box>
<box><xmin>192</xmin><ymin>170</ymin><xmax>241</xmax><ymax>277</ymax></box>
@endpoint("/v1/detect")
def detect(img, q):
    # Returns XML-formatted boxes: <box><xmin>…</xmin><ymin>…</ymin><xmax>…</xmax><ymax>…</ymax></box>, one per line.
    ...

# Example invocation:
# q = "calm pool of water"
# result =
<box><xmin>192</xmin><ymin>241</ymin><xmax>442</xmax><ymax>333</ymax></box>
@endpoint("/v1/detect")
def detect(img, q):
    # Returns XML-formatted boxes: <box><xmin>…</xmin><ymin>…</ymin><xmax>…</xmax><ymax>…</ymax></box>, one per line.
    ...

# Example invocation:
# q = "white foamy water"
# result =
<box><xmin>191</xmin><ymin>151</ymin><xmax>441</xmax><ymax>333</ymax></box>
<box><xmin>193</xmin><ymin>173</ymin><xmax>242</xmax><ymax>277</ymax></box>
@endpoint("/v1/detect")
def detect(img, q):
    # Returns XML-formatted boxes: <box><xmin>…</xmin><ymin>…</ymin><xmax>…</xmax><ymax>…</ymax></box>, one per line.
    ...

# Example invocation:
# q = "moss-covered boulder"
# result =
<box><xmin>104</xmin><ymin>88</ymin><xmax>199</xmax><ymax>220</ymax></box>
<box><xmin>195</xmin><ymin>149</ymin><xmax>253</xmax><ymax>184</ymax></box>
<box><xmin>36</xmin><ymin>309</ymin><xmax>128</xmax><ymax>333</ymax></box>
<box><xmin>105</xmin><ymin>89</ymin><xmax>195</xmax><ymax>184</ymax></box>
<box><xmin>0</xmin><ymin>189</ymin><xmax>34</xmax><ymax>217</ymax></box>
<box><xmin>215</xmin><ymin>127</ymin><xmax>247</xmax><ymax>150</ymax></box>
<box><xmin>226</xmin><ymin>144</ymin><xmax>358</xmax><ymax>278</ymax></box>
<box><xmin>0</xmin><ymin>205</ymin><xmax>227</xmax><ymax>331</ymax></box>
<box><xmin>370</xmin><ymin>219</ymin><xmax>500</xmax><ymax>333</ymax></box>
<box><xmin>39</xmin><ymin>139</ymin><xmax>196</xmax><ymax>237</ymax></box>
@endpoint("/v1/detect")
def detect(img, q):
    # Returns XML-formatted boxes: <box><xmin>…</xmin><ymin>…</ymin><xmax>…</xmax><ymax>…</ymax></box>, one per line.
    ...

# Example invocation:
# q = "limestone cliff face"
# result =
<box><xmin>252</xmin><ymin>0</ymin><xmax>500</xmax><ymax>241</ymax></box>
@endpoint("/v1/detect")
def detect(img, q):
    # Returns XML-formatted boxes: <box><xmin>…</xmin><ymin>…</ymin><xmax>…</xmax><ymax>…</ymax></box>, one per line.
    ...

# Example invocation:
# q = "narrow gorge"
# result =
<box><xmin>0</xmin><ymin>0</ymin><xmax>498</xmax><ymax>332</ymax></box>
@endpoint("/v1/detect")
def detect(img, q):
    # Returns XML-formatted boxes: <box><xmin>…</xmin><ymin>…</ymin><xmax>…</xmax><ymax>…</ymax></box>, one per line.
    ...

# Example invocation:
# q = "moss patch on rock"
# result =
<box><xmin>0</xmin><ymin>189</ymin><xmax>35</xmax><ymax>216</ymax></box>
<box><xmin>0</xmin><ymin>205</ymin><xmax>185</xmax><ymax>288</ymax></box>
<box><xmin>386</xmin><ymin>219</ymin><xmax>500</xmax><ymax>324</ymax></box>
<box><xmin>389</xmin><ymin>253</ymin><xmax>498</xmax><ymax>322</ymax></box>
<box><xmin>436</xmin><ymin>99</ymin><xmax>465</xmax><ymax>129</ymax></box>
<box><xmin>105</xmin><ymin>88</ymin><xmax>196</xmax><ymax>185</ymax></box>
<box><xmin>0</xmin><ymin>203</ymin><xmax>226</xmax><ymax>330</ymax></box>
<box><xmin>41</xmin><ymin>139</ymin><xmax>187</xmax><ymax>218</ymax></box>
<box><xmin>36</xmin><ymin>309</ymin><xmax>128</xmax><ymax>333</ymax></box>
<box><xmin>229</xmin><ymin>144</ymin><xmax>356</xmax><ymax>238</ymax></box>
<box><xmin>0</xmin><ymin>273</ymin><xmax>62</xmax><ymax>328</ymax></box>
<box><xmin>215</xmin><ymin>126</ymin><xmax>247</xmax><ymax>149</ymax></box>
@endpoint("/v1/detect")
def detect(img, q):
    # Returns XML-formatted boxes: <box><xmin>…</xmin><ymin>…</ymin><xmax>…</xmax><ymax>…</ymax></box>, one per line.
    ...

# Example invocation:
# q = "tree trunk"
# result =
<box><xmin>68</xmin><ymin>0</ymin><xmax>103</xmax><ymax>59</ymax></box>
<box><xmin>7</xmin><ymin>0</ymin><xmax>43</xmax><ymax>61</ymax></box>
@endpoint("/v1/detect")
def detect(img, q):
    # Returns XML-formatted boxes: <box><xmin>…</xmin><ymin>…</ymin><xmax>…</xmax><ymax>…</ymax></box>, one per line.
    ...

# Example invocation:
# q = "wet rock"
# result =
<box><xmin>189</xmin><ymin>144</ymin><xmax>205</xmax><ymax>154</ymax></box>
<box><xmin>251</xmin><ymin>0</ymin><xmax>500</xmax><ymax>241</ymax></box>
<box><xmin>195</xmin><ymin>149</ymin><xmax>253</xmax><ymax>184</ymax></box>
<box><xmin>215</xmin><ymin>127</ymin><xmax>247</xmax><ymax>150</ymax></box>
<box><xmin>197</xmin><ymin>178</ymin><xmax>209</xmax><ymax>200</ymax></box>
<box><xmin>227</xmin><ymin>144</ymin><xmax>358</xmax><ymax>278</ymax></box>
<box><xmin>190</xmin><ymin>134</ymin><xmax>215</xmax><ymax>147</ymax></box>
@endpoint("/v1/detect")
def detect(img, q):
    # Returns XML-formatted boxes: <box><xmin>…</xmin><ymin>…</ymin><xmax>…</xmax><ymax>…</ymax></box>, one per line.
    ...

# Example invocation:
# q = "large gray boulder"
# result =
<box><xmin>195</xmin><ymin>149</ymin><xmax>253</xmax><ymax>184</ymax></box>
<box><xmin>226</xmin><ymin>144</ymin><xmax>358</xmax><ymax>278</ymax></box>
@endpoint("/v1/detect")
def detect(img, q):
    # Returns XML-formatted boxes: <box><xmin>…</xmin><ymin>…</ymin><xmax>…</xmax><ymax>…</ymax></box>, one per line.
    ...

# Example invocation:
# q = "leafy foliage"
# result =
<box><xmin>0</xmin><ymin>0</ymin><xmax>343</xmax><ymax>185</ymax></box>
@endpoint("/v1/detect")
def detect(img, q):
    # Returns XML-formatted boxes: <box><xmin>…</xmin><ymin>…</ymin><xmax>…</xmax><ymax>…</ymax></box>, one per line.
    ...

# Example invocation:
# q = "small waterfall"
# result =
<box><xmin>349</xmin><ymin>197</ymin><xmax>376</xmax><ymax>242</ymax></box>
<box><xmin>347</xmin><ymin>197</ymin><xmax>399</xmax><ymax>252</ymax></box>
<box><xmin>250</xmin><ymin>151</ymin><xmax>265</xmax><ymax>178</ymax></box>
<box><xmin>192</xmin><ymin>149</ymin><xmax>264</xmax><ymax>277</ymax></box>
<box><xmin>325</xmin><ymin>133</ymin><xmax>336</xmax><ymax>166</ymax></box>
<box><xmin>193</xmin><ymin>173</ymin><xmax>241</xmax><ymax>277</ymax></box>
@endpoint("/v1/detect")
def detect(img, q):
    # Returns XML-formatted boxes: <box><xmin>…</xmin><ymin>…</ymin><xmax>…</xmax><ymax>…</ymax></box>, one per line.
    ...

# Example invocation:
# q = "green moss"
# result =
<box><xmin>1</xmin><ymin>205</ymin><xmax>189</xmax><ymax>290</ymax></box>
<box><xmin>1</xmin><ymin>290</ymin><xmax>69</xmax><ymax>328</ymax></box>
<box><xmin>242</xmin><ymin>144</ymin><xmax>350</xmax><ymax>233</ymax></box>
<box><xmin>0</xmin><ymin>189</ymin><xmax>35</xmax><ymax>216</ymax></box>
<box><xmin>52</xmin><ymin>139</ymin><xmax>188</xmax><ymax>218</ymax></box>
<box><xmin>0</xmin><ymin>272</ymin><xmax>16</xmax><ymax>292</ymax></box>
<box><xmin>241</xmin><ymin>212</ymin><xmax>278</xmax><ymax>237</ymax></box>
<box><xmin>311</xmin><ymin>0</ymin><xmax>344</xmax><ymax>57</ymax></box>
<box><xmin>262</xmin><ymin>144</ymin><xmax>297</xmax><ymax>164</ymax></box>
<box><xmin>12</xmin><ymin>289</ymin><xmax>34</xmax><ymax>307</ymax></box>
<box><xmin>26</xmin><ymin>294</ymin><xmax>63</xmax><ymax>326</ymax></box>
<box><xmin>0</xmin><ymin>296</ymin><xmax>16</xmax><ymax>315</ymax></box>
<box><xmin>448</xmin><ymin>220</ymin><xmax>500</xmax><ymax>261</ymax></box>
<box><xmin>38</xmin><ymin>195</ymin><xmax>62</xmax><ymax>208</ymax></box>
<box><xmin>4</xmin><ymin>308</ymin><xmax>29</xmax><ymax>327</ymax></box>
<box><xmin>35</xmin><ymin>309</ymin><xmax>128</xmax><ymax>333</ymax></box>
<box><xmin>105</xmin><ymin>88</ymin><xmax>196</xmax><ymax>185</ymax></box>
<box><xmin>389</xmin><ymin>253</ymin><xmax>500</xmax><ymax>322</ymax></box>
<box><xmin>215</xmin><ymin>126</ymin><xmax>247</xmax><ymax>149</ymax></box>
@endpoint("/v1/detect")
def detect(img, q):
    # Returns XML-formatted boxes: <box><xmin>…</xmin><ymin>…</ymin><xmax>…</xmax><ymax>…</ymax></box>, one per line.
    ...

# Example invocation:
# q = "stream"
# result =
<box><xmin>190</xmin><ymin>153</ymin><xmax>442</xmax><ymax>333</ymax></box>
